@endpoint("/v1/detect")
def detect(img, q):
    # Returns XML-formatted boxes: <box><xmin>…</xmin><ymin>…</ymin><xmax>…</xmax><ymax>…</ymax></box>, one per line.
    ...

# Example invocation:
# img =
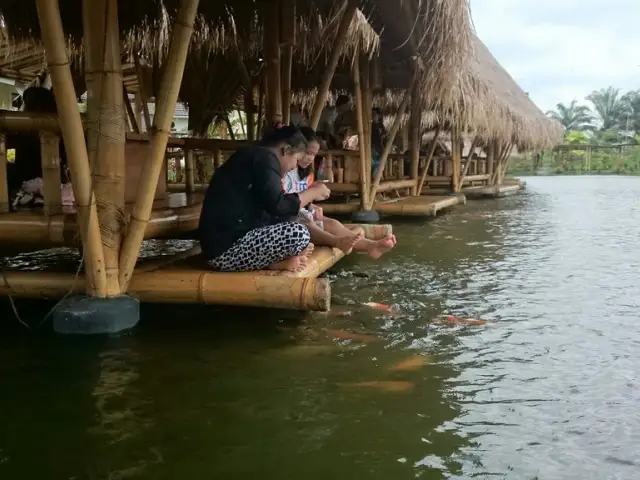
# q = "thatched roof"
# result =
<box><xmin>459</xmin><ymin>35</ymin><xmax>563</xmax><ymax>150</ymax></box>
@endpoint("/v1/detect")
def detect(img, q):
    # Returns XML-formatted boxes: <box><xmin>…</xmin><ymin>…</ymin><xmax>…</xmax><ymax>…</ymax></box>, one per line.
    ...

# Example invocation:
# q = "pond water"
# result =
<box><xmin>1</xmin><ymin>175</ymin><xmax>640</xmax><ymax>479</ymax></box>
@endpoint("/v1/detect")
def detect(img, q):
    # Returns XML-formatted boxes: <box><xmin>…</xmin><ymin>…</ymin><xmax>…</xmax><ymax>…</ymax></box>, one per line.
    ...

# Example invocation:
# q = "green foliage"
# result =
<box><xmin>586</xmin><ymin>87</ymin><xmax>631</xmax><ymax>131</ymax></box>
<box><xmin>7</xmin><ymin>149</ymin><xmax>15</xmax><ymax>163</ymax></box>
<box><xmin>507</xmin><ymin>145</ymin><xmax>640</xmax><ymax>176</ymax></box>
<box><xmin>546</xmin><ymin>100</ymin><xmax>594</xmax><ymax>131</ymax></box>
<box><xmin>565</xmin><ymin>130</ymin><xmax>588</xmax><ymax>144</ymax></box>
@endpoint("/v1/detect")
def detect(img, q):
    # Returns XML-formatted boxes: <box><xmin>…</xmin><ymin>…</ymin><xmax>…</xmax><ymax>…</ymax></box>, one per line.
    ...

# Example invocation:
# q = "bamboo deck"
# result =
<box><xmin>0</xmin><ymin>245</ymin><xmax>345</xmax><ymax>311</ymax></box>
<box><xmin>322</xmin><ymin>194</ymin><xmax>465</xmax><ymax>217</ymax></box>
<box><xmin>463</xmin><ymin>180</ymin><xmax>525</xmax><ymax>199</ymax></box>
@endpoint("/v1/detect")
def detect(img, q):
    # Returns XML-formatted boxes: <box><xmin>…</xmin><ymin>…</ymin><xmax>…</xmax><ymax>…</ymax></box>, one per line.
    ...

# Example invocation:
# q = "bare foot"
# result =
<box><xmin>367</xmin><ymin>235</ymin><xmax>396</xmax><ymax>259</ymax></box>
<box><xmin>335</xmin><ymin>231</ymin><xmax>364</xmax><ymax>254</ymax></box>
<box><xmin>266</xmin><ymin>255</ymin><xmax>309</xmax><ymax>272</ymax></box>
<box><xmin>300</xmin><ymin>243</ymin><xmax>315</xmax><ymax>258</ymax></box>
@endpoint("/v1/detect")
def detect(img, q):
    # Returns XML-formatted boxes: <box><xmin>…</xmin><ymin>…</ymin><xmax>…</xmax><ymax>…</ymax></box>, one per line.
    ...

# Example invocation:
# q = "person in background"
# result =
<box><xmin>332</xmin><ymin>95</ymin><xmax>356</xmax><ymax>149</ymax></box>
<box><xmin>6</xmin><ymin>86</ymin><xmax>69</xmax><ymax>207</ymax></box>
<box><xmin>317</xmin><ymin>101</ymin><xmax>337</xmax><ymax>145</ymax></box>
<box><xmin>371</xmin><ymin>108</ymin><xmax>388</xmax><ymax>176</ymax></box>
<box><xmin>283</xmin><ymin>127</ymin><xmax>397</xmax><ymax>258</ymax></box>
<box><xmin>290</xmin><ymin>104</ymin><xmax>309</xmax><ymax>128</ymax></box>
<box><xmin>198</xmin><ymin>125</ymin><xmax>331</xmax><ymax>273</ymax></box>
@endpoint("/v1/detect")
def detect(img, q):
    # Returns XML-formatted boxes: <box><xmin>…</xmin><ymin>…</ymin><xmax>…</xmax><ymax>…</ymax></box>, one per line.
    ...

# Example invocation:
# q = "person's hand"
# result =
<box><xmin>312</xmin><ymin>205</ymin><xmax>324</xmax><ymax>220</ymax></box>
<box><xmin>309</xmin><ymin>182</ymin><xmax>331</xmax><ymax>201</ymax></box>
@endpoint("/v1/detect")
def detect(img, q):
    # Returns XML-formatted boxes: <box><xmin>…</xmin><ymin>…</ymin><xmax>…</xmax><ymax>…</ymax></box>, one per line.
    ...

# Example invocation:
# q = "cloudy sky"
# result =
<box><xmin>471</xmin><ymin>0</ymin><xmax>640</xmax><ymax>113</ymax></box>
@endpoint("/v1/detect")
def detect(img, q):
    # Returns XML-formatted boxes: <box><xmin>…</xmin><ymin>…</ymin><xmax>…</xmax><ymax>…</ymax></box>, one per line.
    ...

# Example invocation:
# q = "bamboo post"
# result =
<box><xmin>498</xmin><ymin>144</ymin><xmax>514</xmax><ymax>184</ymax></box>
<box><xmin>40</xmin><ymin>132</ymin><xmax>62</xmax><ymax>215</ymax></box>
<box><xmin>352</xmin><ymin>49</ymin><xmax>368</xmax><ymax>209</ymax></box>
<box><xmin>492</xmin><ymin>141</ymin><xmax>508</xmax><ymax>184</ymax></box>
<box><xmin>281</xmin><ymin>0</ymin><xmax>295</xmax><ymax>125</ymax></box>
<box><xmin>450</xmin><ymin>125</ymin><xmax>462</xmax><ymax>193</ymax></box>
<box><xmin>119</xmin><ymin>0</ymin><xmax>200</xmax><ymax>291</ymax></box>
<box><xmin>184</xmin><ymin>148</ymin><xmax>195</xmax><ymax>193</ymax></box>
<box><xmin>123</xmin><ymin>85</ymin><xmax>139</xmax><ymax>134</ymax></box>
<box><xmin>133</xmin><ymin>53</ymin><xmax>151</xmax><ymax>132</ymax></box>
<box><xmin>368</xmin><ymin>85</ymin><xmax>412</xmax><ymax>209</ymax></box>
<box><xmin>264</xmin><ymin>0</ymin><xmax>282</xmax><ymax>124</ymax></box>
<box><xmin>309</xmin><ymin>1</ymin><xmax>357</xmax><ymax>128</ymax></box>
<box><xmin>133</xmin><ymin>93</ymin><xmax>143</xmax><ymax>131</ymax></box>
<box><xmin>36</xmin><ymin>0</ymin><xmax>107</xmax><ymax>297</ymax></box>
<box><xmin>361</xmin><ymin>55</ymin><xmax>372</xmax><ymax>184</ymax></box>
<box><xmin>0</xmin><ymin>134</ymin><xmax>8</xmax><ymax>213</ymax></box>
<box><xmin>487</xmin><ymin>140</ymin><xmax>495</xmax><ymax>183</ymax></box>
<box><xmin>245</xmin><ymin>87</ymin><xmax>255</xmax><ymax>141</ymax></box>
<box><xmin>214</xmin><ymin>146</ymin><xmax>223</xmax><ymax>168</ymax></box>
<box><xmin>409</xmin><ymin>80</ymin><xmax>421</xmax><ymax>195</ymax></box>
<box><xmin>256</xmin><ymin>74</ymin><xmax>265</xmax><ymax>138</ymax></box>
<box><xmin>83</xmin><ymin>0</ymin><xmax>126</xmax><ymax>296</ymax></box>
<box><xmin>416</xmin><ymin>126</ymin><xmax>441</xmax><ymax>194</ymax></box>
<box><xmin>459</xmin><ymin>135</ymin><xmax>479</xmax><ymax>186</ymax></box>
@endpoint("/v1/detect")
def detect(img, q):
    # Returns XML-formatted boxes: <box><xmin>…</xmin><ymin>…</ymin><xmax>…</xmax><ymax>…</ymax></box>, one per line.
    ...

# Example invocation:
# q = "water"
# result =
<box><xmin>1</xmin><ymin>175</ymin><xmax>640</xmax><ymax>479</ymax></box>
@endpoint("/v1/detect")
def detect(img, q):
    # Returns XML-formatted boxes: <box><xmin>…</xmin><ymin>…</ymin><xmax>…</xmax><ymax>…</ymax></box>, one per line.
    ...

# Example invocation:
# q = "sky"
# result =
<box><xmin>471</xmin><ymin>0</ymin><xmax>640</xmax><ymax>113</ymax></box>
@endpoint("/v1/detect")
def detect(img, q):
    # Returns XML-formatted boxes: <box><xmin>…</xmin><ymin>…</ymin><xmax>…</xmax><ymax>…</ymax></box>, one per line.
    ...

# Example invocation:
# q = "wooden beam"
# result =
<box><xmin>459</xmin><ymin>135</ymin><xmax>479</xmax><ymax>185</ymax></box>
<box><xmin>450</xmin><ymin>126</ymin><xmax>462</xmax><ymax>193</ymax></box>
<box><xmin>36</xmin><ymin>0</ymin><xmax>107</xmax><ymax>297</ymax></box>
<box><xmin>409</xmin><ymin>77</ymin><xmax>421</xmax><ymax>195</ymax></box>
<box><xmin>281</xmin><ymin>0</ymin><xmax>295</xmax><ymax>125</ymax></box>
<box><xmin>122</xmin><ymin>84</ymin><xmax>139</xmax><ymax>134</ymax></box>
<box><xmin>184</xmin><ymin>148</ymin><xmax>195</xmax><ymax>193</ymax></box>
<box><xmin>0</xmin><ymin>134</ymin><xmax>8</xmax><ymax>213</ymax></box>
<box><xmin>264</xmin><ymin>0</ymin><xmax>282</xmax><ymax>124</ymax></box>
<box><xmin>309</xmin><ymin>1</ymin><xmax>357</xmax><ymax>129</ymax></box>
<box><xmin>118</xmin><ymin>0</ymin><xmax>200</xmax><ymax>291</ymax></box>
<box><xmin>40</xmin><ymin>132</ymin><xmax>62</xmax><ymax>215</ymax></box>
<box><xmin>416</xmin><ymin>126</ymin><xmax>441</xmax><ymax>194</ymax></box>
<box><xmin>133</xmin><ymin>52</ymin><xmax>151</xmax><ymax>132</ymax></box>
<box><xmin>367</xmin><ymin>77</ymin><xmax>414</xmax><ymax>209</ymax></box>
<box><xmin>352</xmin><ymin>48</ymin><xmax>368</xmax><ymax>209</ymax></box>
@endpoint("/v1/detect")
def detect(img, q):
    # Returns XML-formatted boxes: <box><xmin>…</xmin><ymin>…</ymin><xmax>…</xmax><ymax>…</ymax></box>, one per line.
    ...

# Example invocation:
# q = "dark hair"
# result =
<box><xmin>23</xmin><ymin>86</ymin><xmax>57</xmax><ymax>113</ymax></box>
<box><xmin>297</xmin><ymin>127</ymin><xmax>321</xmax><ymax>179</ymax></box>
<box><xmin>299</xmin><ymin>126</ymin><xmax>320</xmax><ymax>144</ymax></box>
<box><xmin>336</xmin><ymin>95</ymin><xmax>350</xmax><ymax>108</ymax></box>
<box><xmin>261</xmin><ymin>124</ymin><xmax>308</xmax><ymax>154</ymax></box>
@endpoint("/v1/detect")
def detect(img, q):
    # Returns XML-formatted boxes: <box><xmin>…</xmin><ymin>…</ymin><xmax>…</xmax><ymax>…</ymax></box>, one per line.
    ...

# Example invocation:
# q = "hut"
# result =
<box><xmin>0</xmin><ymin>0</ymin><xmax>474</xmax><ymax>332</ymax></box>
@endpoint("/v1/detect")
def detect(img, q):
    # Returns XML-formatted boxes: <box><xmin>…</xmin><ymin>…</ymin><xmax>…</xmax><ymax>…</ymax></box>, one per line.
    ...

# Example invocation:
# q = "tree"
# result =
<box><xmin>622</xmin><ymin>89</ymin><xmax>640</xmax><ymax>133</ymax></box>
<box><xmin>545</xmin><ymin>100</ymin><xmax>593</xmax><ymax>131</ymax></box>
<box><xmin>586</xmin><ymin>87</ymin><xmax>630</xmax><ymax>131</ymax></box>
<box><xmin>565</xmin><ymin>130</ymin><xmax>588</xmax><ymax>144</ymax></box>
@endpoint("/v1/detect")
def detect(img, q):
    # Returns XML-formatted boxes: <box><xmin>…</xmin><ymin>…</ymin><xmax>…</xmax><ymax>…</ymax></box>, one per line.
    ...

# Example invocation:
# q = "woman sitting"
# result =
<box><xmin>283</xmin><ymin>127</ymin><xmax>396</xmax><ymax>258</ymax></box>
<box><xmin>198</xmin><ymin>126</ymin><xmax>331</xmax><ymax>273</ymax></box>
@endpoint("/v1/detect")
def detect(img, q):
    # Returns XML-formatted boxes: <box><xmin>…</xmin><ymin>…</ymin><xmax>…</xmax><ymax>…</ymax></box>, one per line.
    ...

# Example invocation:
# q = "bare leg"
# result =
<box><xmin>306</xmin><ymin>221</ymin><xmax>362</xmax><ymax>254</ymax></box>
<box><xmin>266</xmin><ymin>243</ymin><xmax>315</xmax><ymax>273</ymax></box>
<box><xmin>323</xmin><ymin>218</ymin><xmax>396</xmax><ymax>259</ymax></box>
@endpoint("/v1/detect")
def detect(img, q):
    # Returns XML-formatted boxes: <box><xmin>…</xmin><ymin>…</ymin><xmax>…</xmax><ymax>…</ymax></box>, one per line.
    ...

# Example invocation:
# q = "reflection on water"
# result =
<box><xmin>1</xmin><ymin>176</ymin><xmax>640</xmax><ymax>479</ymax></box>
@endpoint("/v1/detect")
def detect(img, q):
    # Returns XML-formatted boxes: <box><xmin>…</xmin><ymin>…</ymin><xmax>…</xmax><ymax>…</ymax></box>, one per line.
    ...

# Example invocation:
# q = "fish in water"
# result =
<box><xmin>435</xmin><ymin>315</ymin><xmax>488</xmax><ymax>327</ymax></box>
<box><xmin>323</xmin><ymin>328</ymin><xmax>381</xmax><ymax>344</ymax></box>
<box><xmin>389</xmin><ymin>355</ymin><xmax>430</xmax><ymax>372</ymax></box>
<box><xmin>341</xmin><ymin>381</ymin><xmax>415</xmax><ymax>393</ymax></box>
<box><xmin>363</xmin><ymin>302</ymin><xmax>398</xmax><ymax>314</ymax></box>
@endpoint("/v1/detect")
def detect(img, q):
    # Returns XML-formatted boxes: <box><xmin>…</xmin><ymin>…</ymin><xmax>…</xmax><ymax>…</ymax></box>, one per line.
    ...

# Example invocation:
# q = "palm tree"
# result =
<box><xmin>545</xmin><ymin>100</ymin><xmax>593</xmax><ymax>131</ymax></box>
<box><xmin>586</xmin><ymin>87</ymin><xmax>630</xmax><ymax>131</ymax></box>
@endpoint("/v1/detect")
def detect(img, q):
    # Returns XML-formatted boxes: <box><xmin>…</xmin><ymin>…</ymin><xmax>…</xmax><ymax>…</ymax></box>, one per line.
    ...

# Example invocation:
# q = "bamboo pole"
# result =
<box><xmin>409</xmin><ymin>80</ymin><xmax>421</xmax><ymax>195</ymax></box>
<box><xmin>0</xmin><ymin>134</ymin><xmax>8</xmax><ymax>213</ymax></box>
<box><xmin>119</xmin><ymin>0</ymin><xmax>200</xmax><ymax>291</ymax></box>
<box><xmin>450</xmin><ymin>125</ymin><xmax>462</xmax><ymax>193</ymax></box>
<box><xmin>123</xmin><ymin>85</ymin><xmax>139</xmax><ymax>134</ymax></box>
<box><xmin>367</xmin><ymin>85</ymin><xmax>412</xmax><ymax>209</ymax></box>
<box><xmin>281</xmin><ymin>0</ymin><xmax>295</xmax><ymax>125</ymax></box>
<box><xmin>361</xmin><ymin>55</ymin><xmax>372</xmax><ymax>197</ymax></box>
<box><xmin>133</xmin><ymin>53</ymin><xmax>151</xmax><ymax>132</ymax></box>
<box><xmin>245</xmin><ymin>86</ymin><xmax>255</xmax><ymax>141</ymax></box>
<box><xmin>264</xmin><ymin>0</ymin><xmax>282</xmax><ymax>124</ymax></box>
<box><xmin>83</xmin><ymin>0</ymin><xmax>127</xmax><ymax>296</ymax></box>
<box><xmin>459</xmin><ymin>135</ymin><xmax>479</xmax><ymax>185</ymax></box>
<box><xmin>256</xmin><ymin>74</ymin><xmax>265</xmax><ymax>138</ymax></box>
<box><xmin>309</xmin><ymin>1</ymin><xmax>357</xmax><ymax>128</ymax></box>
<box><xmin>498</xmin><ymin>144</ymin><xmax>514</xmax><ymax>184</ymax></box>
<box><xmin>416</xmin><ymin>126</ymin><xmax>441</xmax><ymax>194</ymax></box>
<box><xmin>352</xmin><ymin>49</ymin><xmax>368</xmax><ymax>210</ymax></box>
<box><xmin>40</xmin><ymin>132</ymin><xmax>62</xmax><ymax>215</ymax></box>
<box><xmin>486</xmin><ymin>139</ymin><xmax>495</xmax><ymax>183</ymax></box>
<box><xmin>184</xmin><ymin>148</ymin><xmax>195</xmax><ymax>193</ymax></box>
<box><xmin>36</xmin><ymin>0</ymin><xmax>107</xmax><ymax>297</ymax></box>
